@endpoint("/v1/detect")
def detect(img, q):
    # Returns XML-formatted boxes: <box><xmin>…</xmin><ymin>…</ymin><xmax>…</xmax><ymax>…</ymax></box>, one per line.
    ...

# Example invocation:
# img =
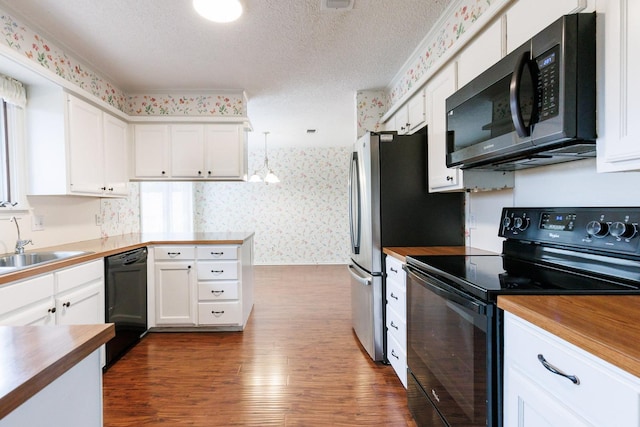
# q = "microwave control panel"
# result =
<box><xmin>500</xmin><ymin>207</ymin><xmax>640</xmax><ymax>255</ymax></box>
<box><xmin>536</xmin><ymin>45</ymin><xmax>560</xmax><ymax>122</ymax></box>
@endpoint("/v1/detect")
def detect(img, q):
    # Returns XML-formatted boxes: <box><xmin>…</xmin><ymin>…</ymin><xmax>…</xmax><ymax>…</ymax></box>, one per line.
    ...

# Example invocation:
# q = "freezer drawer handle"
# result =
<box><xmin>211</xmin><ymin>310</ymin><xmax>225</xmax><ymax>317</ymax></box>
<box><xmin>211</xmin><ymin>290</ymin><xmax>224</xmax><ymax>296</ymax></box>
<box><xmin>537</xmin><ymin>354</ymin><xmax>580</xmax><ymax>385</ymax></box>
<box><xmin>348</xmin><ymin>264</ymin><xmax>371</xmax><ymax>286</ymax></box>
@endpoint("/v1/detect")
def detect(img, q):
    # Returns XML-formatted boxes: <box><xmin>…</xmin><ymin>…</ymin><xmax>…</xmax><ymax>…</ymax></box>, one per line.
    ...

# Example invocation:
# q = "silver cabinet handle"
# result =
<box><xmin>537</xmin><ymin>354</ymin><xmax>580</xmax><ymax>385</ymax></box>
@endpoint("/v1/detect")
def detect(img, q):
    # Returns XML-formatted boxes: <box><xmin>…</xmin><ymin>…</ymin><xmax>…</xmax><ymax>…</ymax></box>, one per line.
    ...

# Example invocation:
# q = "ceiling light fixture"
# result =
<box><xmin>193</xmin><ymin>0</ymin><xmax>243</xmax><ymax>23</ymax></box>
<box><xmin>249</xmin><ymin>132</ymin><xmax>280</xmax><ymax>184</ymax></box>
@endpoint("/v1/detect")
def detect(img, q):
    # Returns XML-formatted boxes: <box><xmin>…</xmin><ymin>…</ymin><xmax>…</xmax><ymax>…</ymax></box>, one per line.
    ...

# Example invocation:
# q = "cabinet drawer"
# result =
<box><xmin>56</xmin><ymin>260</ymin><xmax>103</xmax><ymax>293</ymax></box>
<box><xmin>196</xmin><ymin>246</ymin><xmax>239</xmax><ymax>260</ymax></box>
<box><xmin>386</xmin><ymin>305</ymin><xmax>406</xmax><ymax>350</ymax></box>
<box><xmin>505</xmin><ymin>313</ymin><xmax>640</xmax><ymax>426</ymax></box>
<box><xmin>198</xmin><ymin>281</ymin><xmax>239</xmax><ymax>301</ymax></box>
<box><xmin>387</xmin><ymin>333</ymin><xmax>407</xmax><ymax>388</ymax></box>
<box><xmin>154</xmin><ymin>246</ymin><xmax>195</xmax><ymax>260</ymax></box>
<box><xmin>197</xmin><ymin>261</ymin><xmax>239</xmax><ymax>280</ymax></box>
<box><xmin>385</xmin><ymin>256</ymin><xmax>405</xmax><ymax>286</ymax></box>
<box><xmin>386</xmin><ymin>278</ymin><xmax>406</xmax><ymax>319</ymax></box>
<box><xmin>0</xmin><ymin>274</ymin><xmax>55</xmax><ymax>316</ymax></box>
<box><xmin>198</xmin><ymin>301</ymin><xmax>241</xmax><ymax>325</ymax></box>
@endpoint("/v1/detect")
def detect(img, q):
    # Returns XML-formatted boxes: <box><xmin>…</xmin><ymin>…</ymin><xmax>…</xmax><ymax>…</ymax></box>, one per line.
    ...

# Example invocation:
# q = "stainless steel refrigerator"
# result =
<box><xmin>348</xmin><ymin>130</ymin><xmax>464</xmax><ymax>361</ymax></box>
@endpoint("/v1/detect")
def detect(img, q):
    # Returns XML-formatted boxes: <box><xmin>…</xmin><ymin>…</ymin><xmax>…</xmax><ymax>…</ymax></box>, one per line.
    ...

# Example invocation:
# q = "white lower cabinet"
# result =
<box><xmin>504</xmin><ymin>312</ymin><xmax>640</xmax><ymax>426</ymax></box>
<box><xmin>152</xmin><ymin>240</ymin><xmax>254</xmax><ymax>330</ymax></box>
<box><xmin>385</xmin><ymin>255</ymin><xmax>407</xmax><ymax>388</ymax></box>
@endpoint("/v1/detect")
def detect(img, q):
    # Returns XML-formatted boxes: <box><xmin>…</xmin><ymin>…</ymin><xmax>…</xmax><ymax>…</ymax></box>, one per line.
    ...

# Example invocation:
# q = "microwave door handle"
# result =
<box><xmin>349</xmin><ymin>151</ymin><xmax>361</xmax><ymax>254</ymax></box>
<box><xmin>510</xmin><ymin>50</ymin><xmax>537</xmax><ymax>138</ymax></box>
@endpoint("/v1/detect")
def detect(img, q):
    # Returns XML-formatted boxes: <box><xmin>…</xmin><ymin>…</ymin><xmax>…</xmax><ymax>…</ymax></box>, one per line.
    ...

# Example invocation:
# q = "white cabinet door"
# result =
<box><xmin>204</xmin><ymin>124</ymin><xmax>246</xmax><ymax>179</ymax></box>
<box><xmin>155</xmin><ymin>261</ymin><xmax>196</xmax><ymax>325</ymax></box>
<box><xmin>56</xmin><ymin>282</ymin><xmax>103</xmax><ymax>325</ymax></box>
<box><xmin>134</xmin><ymin>124</ymin><xmax>171</xmax><ymax>178</ymax></box>
<box><xmin>505</xmin><ymin>0</ymin><xmax>589</xmax><ymax>53</ymax></box>
<box><xmin>407</xmin><ymin>89</ymin><xmax>426</xmax><ymax>133</ymax></box>
<box><xmin>597</xmin><ymin>0</ymin><xmax>640</xmax><ymax>172</ymax></box>
<box><xmin>0</xmin><ymin>274</ymin><xmax>56</xmax><ymax>326</ymax></box>
<box><xmin>395</xmin><ymin>105</ymin><xmax>409</xmax><ymax>135</ymax></box>
<box><xmin>67</xmin><ymin>95</ymin><xmax>104</xmax><ymax>195</ymax></box>
<box><xmin>426</xmin><ymin>62</ymin><xmax>463</xmax><ymax>192</ymax></box>
<box><xmin>103</xmin><ymin>113</ymin><xmax>129</xmax><ymax>196</ymax></box>
<box><xmin>504</xmin><ymin>313</ymin><xmax>640</xmax><ymax>426</ymax></box>
<box><xmin>171</xmin><ymin>125</ymin><xmax>205</xmax><ymax>178</ymax></box>
<box><xmin>457</xmin><ymin>19</ymin><xmax>503</xmax><ymax>88</ymax></box>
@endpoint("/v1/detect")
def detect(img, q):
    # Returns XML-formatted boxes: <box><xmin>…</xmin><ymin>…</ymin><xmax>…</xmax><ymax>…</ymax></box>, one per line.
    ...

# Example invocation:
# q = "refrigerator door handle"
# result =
<box><xmin>348</xmin><ymin>264</ymin><xmax>371</xmax><ymax>286</ymax></box>
<box><xmin>349</xmin><ymin>151</ymin><xmax>361</xmax><ymax>254</ymax></box>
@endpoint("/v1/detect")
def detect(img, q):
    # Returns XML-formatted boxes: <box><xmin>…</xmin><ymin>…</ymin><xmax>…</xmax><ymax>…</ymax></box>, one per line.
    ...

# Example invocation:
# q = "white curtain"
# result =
<box><xmin>0</xmin><ymin>74</ymin><xmax>26</xmax><ymax>108</ymax></box>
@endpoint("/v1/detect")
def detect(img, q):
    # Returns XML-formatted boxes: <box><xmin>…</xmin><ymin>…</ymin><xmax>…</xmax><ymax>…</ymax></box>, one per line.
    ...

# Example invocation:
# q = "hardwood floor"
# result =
<box><xmin>103</xmin><ymin>265</ymin><xmax>417</xmax><ymax>426</ymax></box>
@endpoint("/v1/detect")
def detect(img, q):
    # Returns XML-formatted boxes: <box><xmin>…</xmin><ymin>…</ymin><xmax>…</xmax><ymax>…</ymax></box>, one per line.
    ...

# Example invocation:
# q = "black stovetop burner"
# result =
<box><xmin>406</xmin><ymin>207</ymin><xmax>640</xmax><ymax>302</ymax></box>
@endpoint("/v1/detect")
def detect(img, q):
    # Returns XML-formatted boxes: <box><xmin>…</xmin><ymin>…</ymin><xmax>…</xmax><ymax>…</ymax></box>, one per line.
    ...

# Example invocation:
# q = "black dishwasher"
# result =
<box><xmin>104</xmin><ymin>247</ymin><xmax>148</xmax><ymax>370</ymax></box>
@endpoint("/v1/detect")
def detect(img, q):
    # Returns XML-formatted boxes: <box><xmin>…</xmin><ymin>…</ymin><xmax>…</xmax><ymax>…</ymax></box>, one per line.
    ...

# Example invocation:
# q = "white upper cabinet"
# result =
<box><xmin>386</xmin><ymin>89</ymin><xmax>426</xmax><ymax>135</ymax></box>
<box><xmin>133</xmin><ymin>123</ymin><xmax>247</xmax><ymax>181</ymax></box>
<box><xmin>597</xmin><ymin>0</ymin><xmax>640</xmax><ymax>172</ymax></box>
<box><xmin>505</xmin><ymin>0</ymin><xmax>590</xmax><ymax>53</ymax></box>
<box><xmin>27</xmin><ymin>90</ymin><xmax>129</xmax><ymax>197</ymax></box>
<box><xmin>457</xmin><ymin>19</ymin><xmax>503</xmax><ymax>88</ymax></box>
<box><xmin>134</xmin><ymin>124</ymin><xmax>171</xmax><ymax>178</ymax></box>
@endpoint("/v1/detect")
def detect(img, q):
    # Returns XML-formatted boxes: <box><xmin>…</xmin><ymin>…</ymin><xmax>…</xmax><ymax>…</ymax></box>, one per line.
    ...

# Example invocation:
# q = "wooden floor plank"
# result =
<box><xmin>103</xmin><ymin>265</ymin><xmax>416</xmax><ymax>426</ymax></box>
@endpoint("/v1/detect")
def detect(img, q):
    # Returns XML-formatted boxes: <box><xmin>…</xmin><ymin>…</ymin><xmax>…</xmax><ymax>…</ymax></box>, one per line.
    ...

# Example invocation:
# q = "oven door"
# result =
<box><xmin>406</xmin><ymin>265</ymin><xmax>499</xmax><ymax>427</ymax></box>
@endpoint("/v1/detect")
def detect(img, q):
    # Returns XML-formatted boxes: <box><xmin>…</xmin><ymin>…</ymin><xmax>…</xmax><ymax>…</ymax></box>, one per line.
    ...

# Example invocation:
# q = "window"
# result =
<box><xmin>140</xmin><ymin>182</ymin><xmax>194</xmax><ymax>233</ymax></box>
<box><xmin>0</xmin><ymin>75</ymin><xmax>27</xmax><ymax>211</ymax></box>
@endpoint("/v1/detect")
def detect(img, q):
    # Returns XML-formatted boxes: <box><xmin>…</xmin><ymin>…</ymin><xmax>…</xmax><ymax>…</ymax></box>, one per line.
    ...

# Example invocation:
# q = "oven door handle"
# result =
<box><xmin>406</xmin><ymin>266</ymin><xmax>486</xmax><ymax>314</ymax></box>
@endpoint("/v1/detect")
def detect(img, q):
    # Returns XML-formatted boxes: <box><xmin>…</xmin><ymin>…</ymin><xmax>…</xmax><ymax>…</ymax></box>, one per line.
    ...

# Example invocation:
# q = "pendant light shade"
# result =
<box><xmin>250</xmin><ymin>132</ymin><xmax>279</xmax><ymax>184</ymax></box>
<box><xmin>193</xmin><ymin>0</ymin><xmax>243</xmax><ymax>23</ymax></box>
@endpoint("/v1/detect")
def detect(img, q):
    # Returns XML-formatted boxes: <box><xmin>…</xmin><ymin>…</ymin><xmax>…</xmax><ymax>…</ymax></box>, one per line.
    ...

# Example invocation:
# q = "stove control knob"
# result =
<box><xmin>513</xmin><ymin>217</ymin><xmax>529</xmax><ymax>231</ymax></box>
<box><xmin>502</xmin><ymin>217</ymin><xmax>512</xmax><ymax>229</ymax></box>
<box><xmin>586</xmin><ymin>220</ymin><xmax>609</xmax><ymax>237</ymax></box>
<box><xmin>610</xmin><ymin>222</ymin><xmax>637</xmax><ymax>239</ymax></box>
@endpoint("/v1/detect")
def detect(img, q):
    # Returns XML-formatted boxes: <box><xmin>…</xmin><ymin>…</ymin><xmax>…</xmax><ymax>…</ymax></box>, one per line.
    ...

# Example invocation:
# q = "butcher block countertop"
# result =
<box><xmin>0</xmin><ymin>232</ymin><xmax>254</xmax><ymax>285</ymax></box>
<box><xmin>0</xmin><ymin>323</ymin><xmax>115</xmax><ymax>419</ymax></box>
<box><xmin>383</xmin><ymin>246</ymin><xmax>498</xmax><ymax>262</ymax></box>
<box><xmin>499</xmin><ymin>295</ymin><xmax>640</xmax><ymax>379</ymax></box>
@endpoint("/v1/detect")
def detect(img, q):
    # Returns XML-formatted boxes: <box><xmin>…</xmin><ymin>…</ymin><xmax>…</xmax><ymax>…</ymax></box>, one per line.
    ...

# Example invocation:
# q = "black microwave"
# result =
<box><xmin>446</xmin><ymin>13</ymin><xmax>596</xmax><ymax>171</ymax></box>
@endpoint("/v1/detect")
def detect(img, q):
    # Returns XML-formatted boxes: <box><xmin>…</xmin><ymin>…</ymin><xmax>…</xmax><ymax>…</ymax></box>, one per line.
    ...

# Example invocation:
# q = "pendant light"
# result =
<box><xmin>249</xmin><ymin>132</ymin><xmax>280</xmax><ymax>184</ymax></box>
<box><xmin>193</xmin><ymin>0</ymin><xmax>243</xmax><ymax>23</ymax></box>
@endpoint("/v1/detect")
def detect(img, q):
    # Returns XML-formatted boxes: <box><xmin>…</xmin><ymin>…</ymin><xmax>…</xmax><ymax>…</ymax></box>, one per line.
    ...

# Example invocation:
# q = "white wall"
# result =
<box><xmin>467</xmin><ymin>158</ymin><xmax>640</xmax><ymax>252</ymax></box>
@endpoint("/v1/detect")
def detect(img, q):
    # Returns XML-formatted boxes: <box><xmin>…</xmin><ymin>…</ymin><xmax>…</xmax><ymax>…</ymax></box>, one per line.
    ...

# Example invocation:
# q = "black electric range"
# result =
<box><xmin>405</xmin><ymin>207</ymin><xmax>640</xmax><ymax>427</ymax></box>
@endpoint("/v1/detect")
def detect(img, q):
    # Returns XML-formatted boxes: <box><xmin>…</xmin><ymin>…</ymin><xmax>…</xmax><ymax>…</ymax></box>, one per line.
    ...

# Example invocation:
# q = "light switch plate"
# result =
<box><xmin>31</xmin><ymin>215</ymin><xmax>44</xmax><ymax>231</ymax></box>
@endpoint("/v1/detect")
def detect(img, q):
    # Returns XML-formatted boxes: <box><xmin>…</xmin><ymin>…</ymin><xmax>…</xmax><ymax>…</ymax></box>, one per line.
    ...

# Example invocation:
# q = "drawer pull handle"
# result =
<box><xmin>391</xmin><ymin>349</ymin><xmax>399</xmax><ymax>360</ymax></box>
<box><xmin>390</xmin><ymin>321</ymin><xmax>399</xmax><ymax>330</ymax></box>
<box><xmin>167</xmin><ymin>252</ymin><xmax>181</xmax><ymax>257</ymax></box>
<box><xmin>211</xmin><ymin>290</ymin><xmax>224</xmax><ymax>296</ymax></box>
<box><xmin>390</xmin><ymin>292</ymin><xmax>398</xmax><ymax>300</ymax></box>
<box><xmin>211</xmin><ymin>310</ymin><xmax>225</xmax><ymax>317</ymax></box>
<box><xmin>210</xmin><ymin>270</ymin><xmax>224</xmax><ymax>274</ymax></box>
<box><xmin>210</xmin><ymin>252</ymin><xmax>224</xmax><ymax>257</ymax></box>
<box><xmin>537</xmin><ymin>354</ymin><xmax>580</xmax><ymax>385</ymax></box>
<box><xmin>390</xmin><ymin>267</ymin><xmax>398</xmax><ymax>273</ymax></box>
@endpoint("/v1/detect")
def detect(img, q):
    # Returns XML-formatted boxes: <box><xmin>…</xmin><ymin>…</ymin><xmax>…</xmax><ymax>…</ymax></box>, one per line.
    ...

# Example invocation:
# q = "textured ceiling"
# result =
<box><xmin>0</xmin><ymin>0</ymin><xmax>453</xmax><ymax>148</ymax></box>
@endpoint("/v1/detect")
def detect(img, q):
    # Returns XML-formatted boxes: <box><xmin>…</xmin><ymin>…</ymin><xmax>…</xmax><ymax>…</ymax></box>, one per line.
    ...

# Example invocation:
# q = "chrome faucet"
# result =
<box><xmin>10</xmin><ymin>216</ymin><xmax>32</xmax><ymax>254</ymax></box>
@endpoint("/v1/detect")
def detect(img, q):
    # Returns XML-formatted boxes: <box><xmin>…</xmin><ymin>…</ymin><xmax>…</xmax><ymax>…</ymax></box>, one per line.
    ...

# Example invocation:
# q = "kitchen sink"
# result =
<box><xmin>0</xmin><ymin>251</ymin><xmax>91</xmax><ymax>273</ymax></box>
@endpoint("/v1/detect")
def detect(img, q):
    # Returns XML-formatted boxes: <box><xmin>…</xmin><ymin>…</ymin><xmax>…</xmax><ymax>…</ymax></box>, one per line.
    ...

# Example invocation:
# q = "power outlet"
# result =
<box><xmin>469</xmin><ymin>213</ymin><xmax>477</xmax><ymax>229</ymax></box>
<box><xmin>95</xmin><ymin>214</ymin><xmax>102</xmax><ymax>226</ymax></box>
<box><xmin>31</xmin><ymin>215</ymin><xmax>45</xmax><ymax>231</ymax></box>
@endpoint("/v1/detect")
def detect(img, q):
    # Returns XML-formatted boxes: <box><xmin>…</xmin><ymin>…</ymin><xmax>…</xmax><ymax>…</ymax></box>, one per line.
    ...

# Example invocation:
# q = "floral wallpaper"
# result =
<box><xmin>127</xmin><ymin>93</ymin><xmax>246</xmax><ymax>116</ymax></box>
<box><xmin>99</xmin><ymin>183</ymin><xmax>141</xmax><ymax>238</ymax></box>
<box><xmin>386</xmin><ymin>0</ymin><xmax>510</xmax><ymax>106</ymax></box>
<box><xmin>356</xmin><ymin>90</ymin><xmax>386</xmax><ymax>138</ymax></box>
<box><xmin>194</xmin><ymin>146</ymin><xmax>351</xmax><ymax>265</ymax></box>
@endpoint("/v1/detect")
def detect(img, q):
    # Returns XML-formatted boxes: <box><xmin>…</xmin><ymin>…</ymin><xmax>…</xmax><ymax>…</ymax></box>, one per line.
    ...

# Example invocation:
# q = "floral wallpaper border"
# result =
<box><xmin>386</xmin><ymin>0</ymin><xmax>512</xmax><ymax>106</ymax></box>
